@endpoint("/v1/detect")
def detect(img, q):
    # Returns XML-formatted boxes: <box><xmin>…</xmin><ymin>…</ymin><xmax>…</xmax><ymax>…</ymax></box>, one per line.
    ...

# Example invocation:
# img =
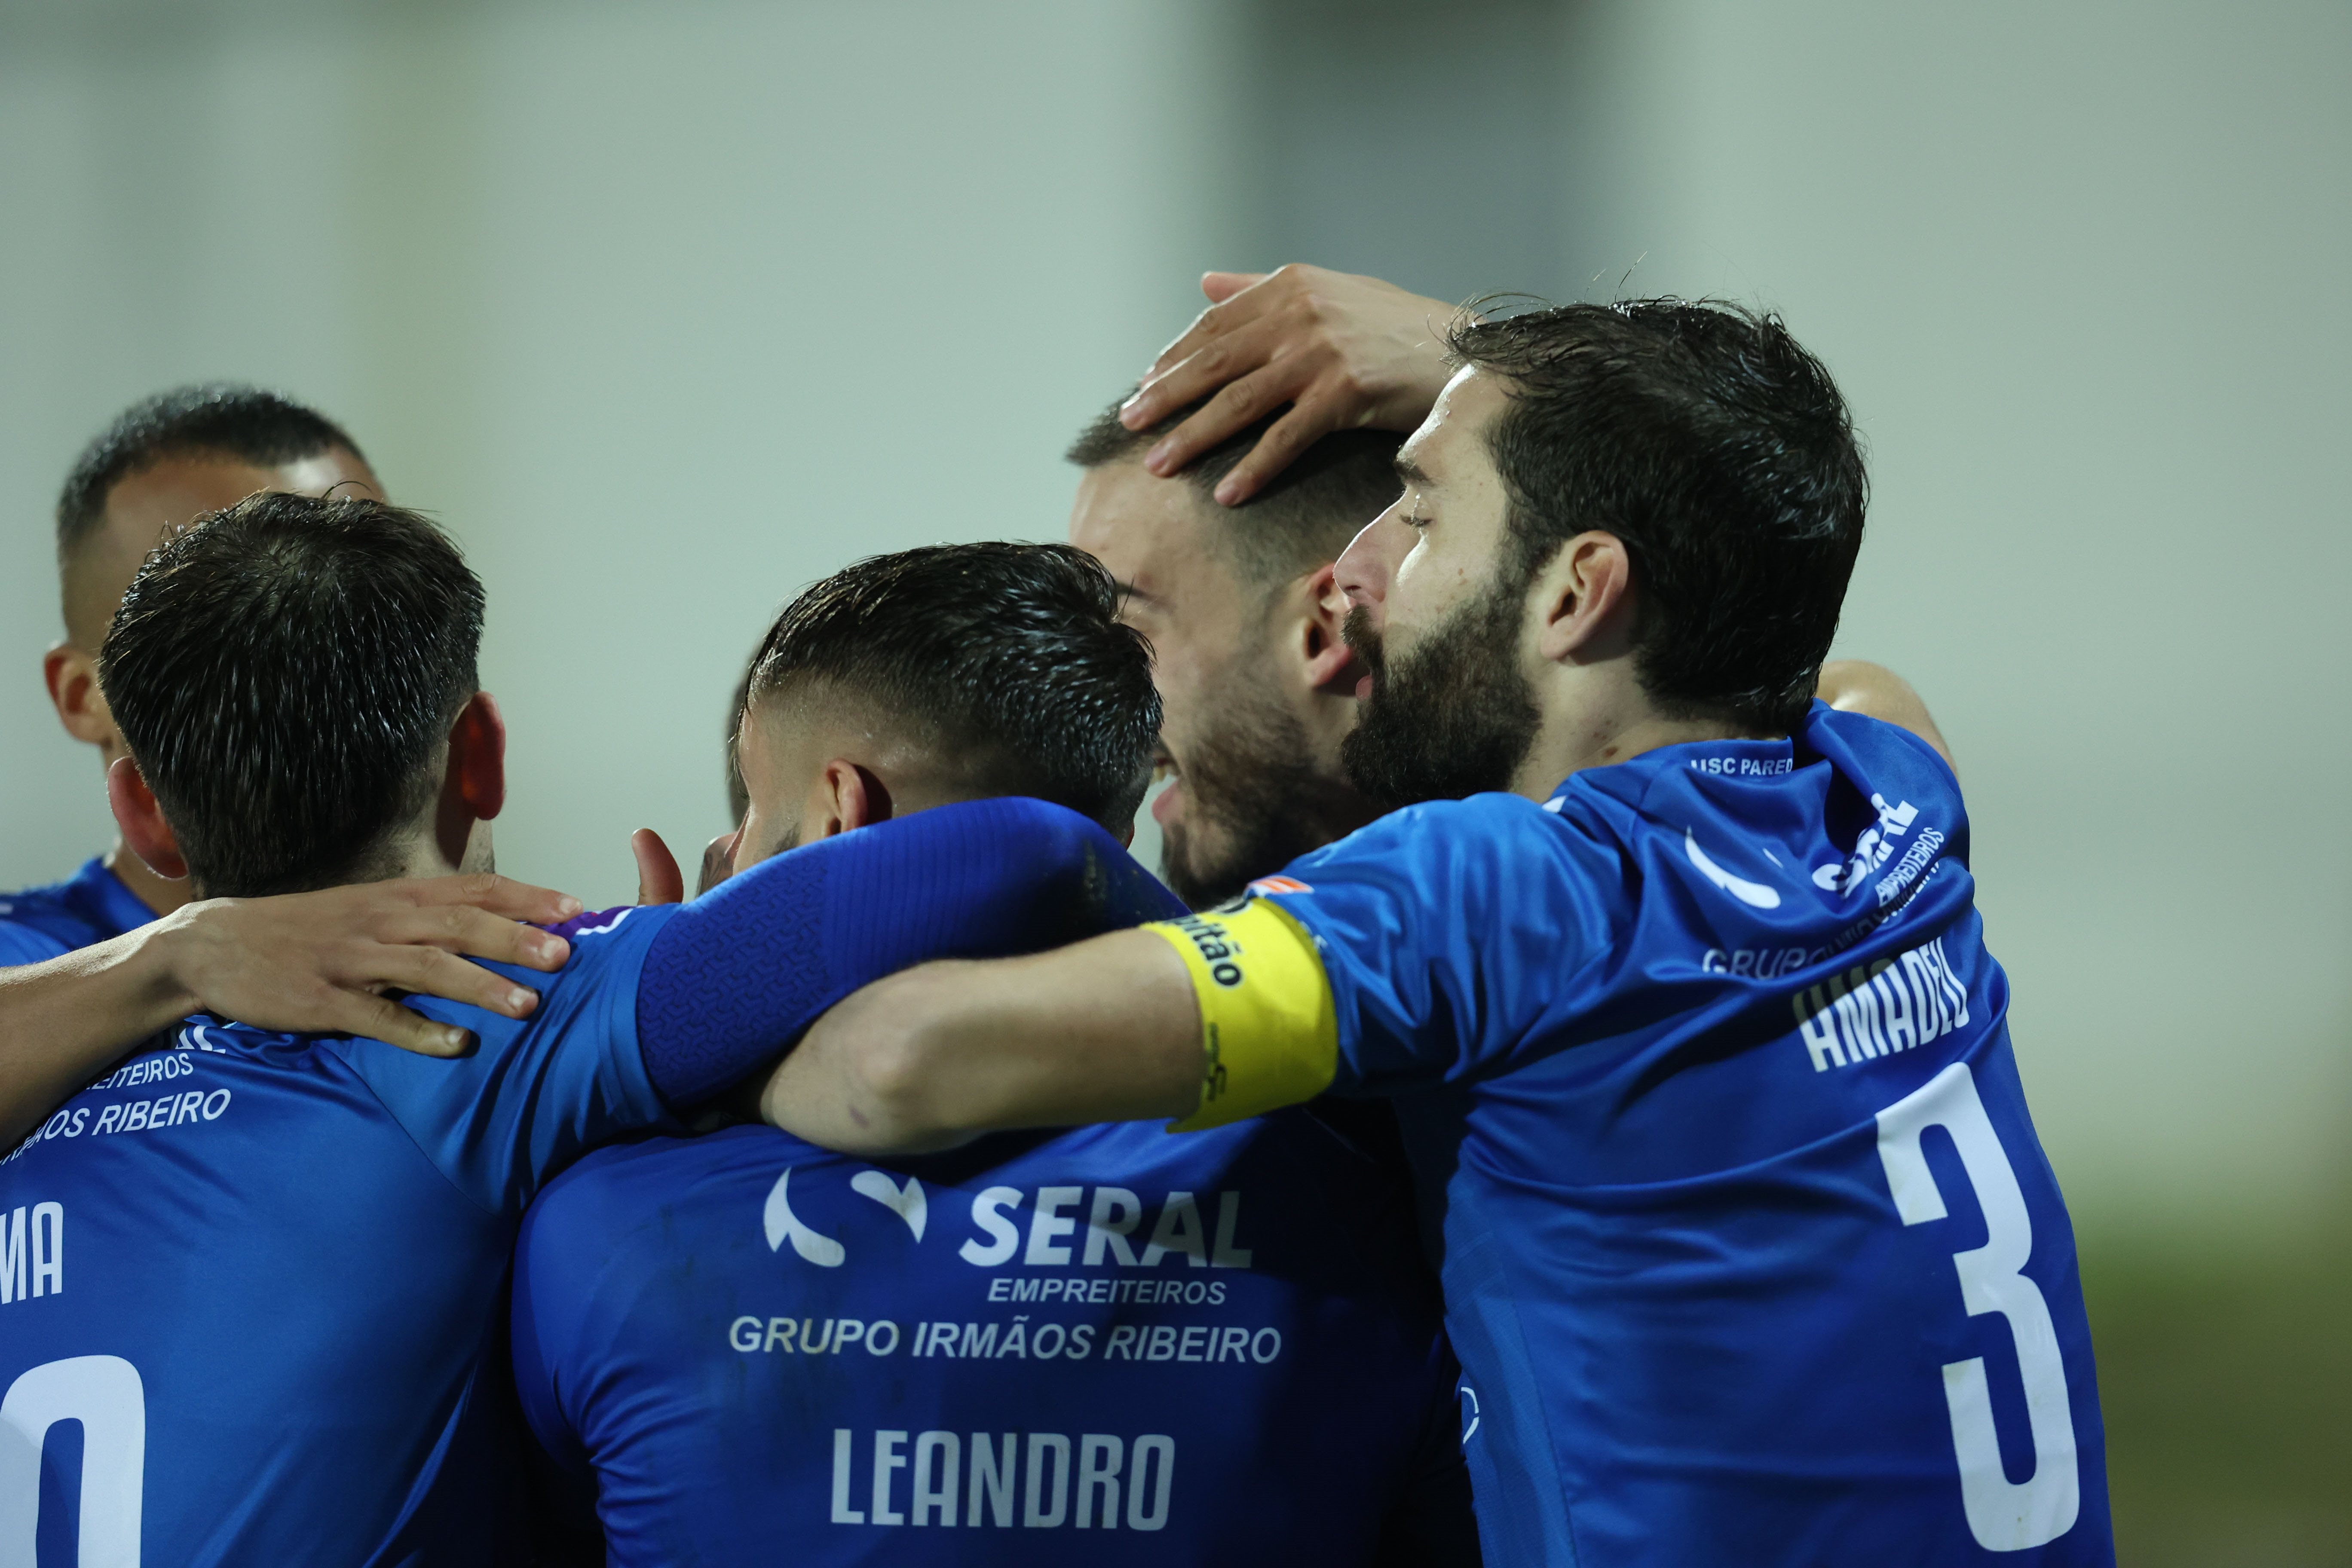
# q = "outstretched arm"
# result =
<box><xmin>758</xmin><ymin>929</ymin><xmax>1201</xmax><ymax>1155</ymax></box>
<box><xmin>0</xmin><ymin>875</ymin><xmax>579</xmax><ymax>1148</ymax></box>
<box><xmin>1120</xmin><ymin>265</ymin><xmax>1456</xmax><ymax>504</ymax></box>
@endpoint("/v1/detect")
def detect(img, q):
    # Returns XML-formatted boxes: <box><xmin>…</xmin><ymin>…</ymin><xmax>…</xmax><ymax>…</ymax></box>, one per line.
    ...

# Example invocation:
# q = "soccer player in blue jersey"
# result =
<box><xmin>0</xmin><ymin>498</ymin><xmax>1178</xmax><ymax>1559</ymax></box>
<box><xmin>1</xmin><ymin>387</ymin><xmax>573</xmax><ymax>1146</ymax></box>
<box><xmin>511</xmin><ymin>545</ymin><xmax>1474</xmax><ymax>1565</ymax></box>
<box><xmin>766</xmin><ymin>298</ymin><xmax>2116</xmax><ymax>1564</ymax></box>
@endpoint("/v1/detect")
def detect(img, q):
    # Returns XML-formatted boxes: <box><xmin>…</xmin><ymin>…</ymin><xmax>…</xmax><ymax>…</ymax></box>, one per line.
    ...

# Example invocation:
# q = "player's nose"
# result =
<box><xmin>1334</xmin><ymin>509</ymin><xmax>1397</xmax><ymax>612</ymax></box>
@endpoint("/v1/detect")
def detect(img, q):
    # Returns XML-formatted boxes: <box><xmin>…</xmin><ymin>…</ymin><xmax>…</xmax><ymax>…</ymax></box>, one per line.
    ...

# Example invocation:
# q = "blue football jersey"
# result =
<box><xmin>0</xmin><ymin>856</ymin><xmax>156</xmax><ymax>965</ymax></box>
<box><xmin>511</xmin><ymin>1109</ymin><xmax>1475</xmax><ymax>1565</ymax></box>
<box><xmin>0</xmin><ymin>902</ymin><xmax>680</xmax><ymax>1564</ymax></box>
<box><xmin>1239</xmin><ymin>703</ymin><xmax>2113</xmax><ymax>1565</ymax></box>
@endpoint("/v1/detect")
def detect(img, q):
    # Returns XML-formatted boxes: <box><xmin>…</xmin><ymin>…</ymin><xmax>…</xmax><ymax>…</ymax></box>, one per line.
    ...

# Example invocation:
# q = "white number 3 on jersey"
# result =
<box><xmin>1878</xmin><ymin>1062</ymin><xmax>2081</xmax><ymax>1552</ymax></box>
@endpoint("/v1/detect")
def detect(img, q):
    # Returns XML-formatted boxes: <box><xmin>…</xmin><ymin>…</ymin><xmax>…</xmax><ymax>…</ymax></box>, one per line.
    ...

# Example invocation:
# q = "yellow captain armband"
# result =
<box><xmin>1143</xmin><ymin>898</ymin><xmax>1338</xmax><ymax>1133</ymax></box>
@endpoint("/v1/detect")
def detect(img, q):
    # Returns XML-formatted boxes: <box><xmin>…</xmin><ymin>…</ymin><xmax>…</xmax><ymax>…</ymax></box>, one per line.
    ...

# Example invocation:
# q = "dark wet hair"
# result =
<box><xmin>1449</xmin><ymin>298</ymin><xmax>1867</xmax><ymax>732</ymax></box>
<box><xmin>57</xmin><ymin>383</ymin><xmax>366</xmax><ymax>567</ymax></box>
<box><xmin>1066</xmin><ymin>394</ymin><xmax>1401</xmax><ymax>586</ymax></box>
<box><xmin>99</xmin><ymin>493</ymin><xmax>481</xmax><ymax>898</ymax></box>
<box><xmin>743</xmin><ymin>542</ymin><xmax>1160</xmax><ymax>834</ymax></box>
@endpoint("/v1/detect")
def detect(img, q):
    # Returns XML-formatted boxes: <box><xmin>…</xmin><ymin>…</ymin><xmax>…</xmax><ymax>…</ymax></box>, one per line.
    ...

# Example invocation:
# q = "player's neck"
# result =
<box><xmin>1510</xmin><ymin>677</ymin><xmax>1780</xmax><ymax>800</ymax></box>
<box><xmin>104</xmin><ymin>838</ymin><xmax>191</xmax><ymax>919</ymax></box>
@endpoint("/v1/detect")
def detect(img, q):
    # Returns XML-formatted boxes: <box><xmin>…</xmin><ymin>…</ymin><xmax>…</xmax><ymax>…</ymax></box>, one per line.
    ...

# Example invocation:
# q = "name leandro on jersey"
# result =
<box><xmin>827</xmin><ymin>1427</ymin><xmax>1176</xmax><ymax>1533</ymax></box>
<box><xmin>1792</xmin><ymin>937</ymin><xmax>1972</xmax><ymax>1072</ymax></box>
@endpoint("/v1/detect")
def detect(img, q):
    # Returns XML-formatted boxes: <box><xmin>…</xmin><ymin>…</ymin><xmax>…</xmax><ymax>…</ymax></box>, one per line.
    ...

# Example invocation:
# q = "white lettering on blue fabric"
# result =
<box><xmin>1792</xmin><ymin>937</ymin><xmax>1972</xmax><ymax>1072</ymax></box>
<box><xmin>828</xmin><ymin>1427</ymin><xmax>1175</xmax><ymax>1531</ymax></box>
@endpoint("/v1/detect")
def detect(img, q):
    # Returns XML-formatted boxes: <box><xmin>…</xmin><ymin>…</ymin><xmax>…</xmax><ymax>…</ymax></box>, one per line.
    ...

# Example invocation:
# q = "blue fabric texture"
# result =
<box><xmin>0</xmin><ymin>902</ymin><xmax>679</xmax><ymax>1561</ymax></box>
<box><xmin>635</xmin><ymin>797</ymin><xmax>1184</xmax><ymax>1106</ymax></box>
<box><xmin>1247</xmin><ymin>704</ymin><xmax>2114</xmax><ymax>1567</ymax></box>
<box><xmin>0</xmin><ymin>855</ymin><xmax>157</xmax><ymax>965</ymax></box>
<box><xmin>511</xmin><ymin>1109</ymin><xmax>1473</xmax><ymax>1565</ymax></box>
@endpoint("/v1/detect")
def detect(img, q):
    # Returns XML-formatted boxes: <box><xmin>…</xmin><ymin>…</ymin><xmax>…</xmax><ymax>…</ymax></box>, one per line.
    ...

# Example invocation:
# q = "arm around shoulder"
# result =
<box><xmin>1817</xmin><ymin>660</ymin><xmax>1956</xmax><ymax>774</ymax></box>
<box><xmin>759</xmin><ymin>929</ymin><xmax>1203</xmax><ymax>1156</ymax></box>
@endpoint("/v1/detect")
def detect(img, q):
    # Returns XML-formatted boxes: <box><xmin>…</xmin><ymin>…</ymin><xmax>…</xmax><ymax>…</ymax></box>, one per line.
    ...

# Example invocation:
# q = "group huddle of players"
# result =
<box><xmin>0</xmin><ymin>265</ymin><xmax>2116</xmax><ymax>1564</ymax></box>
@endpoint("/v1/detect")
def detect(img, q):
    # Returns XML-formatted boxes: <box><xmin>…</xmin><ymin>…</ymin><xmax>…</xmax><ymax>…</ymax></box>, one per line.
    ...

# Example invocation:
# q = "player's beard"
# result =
<box><xmin>1160</xmin><ymin>675</ymin><xmax>1371</xmax><ymax>911</ymax></box>
<box><xmin>1340</xmin><ymin>579</ymin><xmax>1539</xmax><ymax>810</ymax></box>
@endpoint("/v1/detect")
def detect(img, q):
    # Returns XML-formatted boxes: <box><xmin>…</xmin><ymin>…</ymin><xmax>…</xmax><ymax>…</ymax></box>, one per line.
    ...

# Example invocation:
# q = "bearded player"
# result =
<box><xmin>766</xmin><ymin>297</ymin><xmax>2114</xmax><ymax>1565</ymax></box>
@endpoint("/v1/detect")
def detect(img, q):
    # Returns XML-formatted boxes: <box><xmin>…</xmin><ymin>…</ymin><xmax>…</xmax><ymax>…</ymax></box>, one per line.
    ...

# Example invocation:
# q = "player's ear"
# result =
<box><xmin>1295</xmin><ymin>561</ymin><xmax>1360</xmax><ymax>695</ymax></box>
<box><xmin>1535</xmin><ymin>532</ymin><xmax>1637</xmax><ymax>666</ymax></box>
<box><xmin>107</xmin><ymin>755</ymin><xmax>189</xmax><ymax>882</ymax></box>
<box><xmin>44</xmin><ymin>641</ymin><xmax>119</xmax><ymax>748</ymax></box>
<box><xmin>450</xmin><ymin>692</ymin><xmax>507</xmax><ymax>821</ymax></box>
<box><xmin>807</xmin><ymin>759</ymin><xmax>894</xmax><ymax>840</ymax></box>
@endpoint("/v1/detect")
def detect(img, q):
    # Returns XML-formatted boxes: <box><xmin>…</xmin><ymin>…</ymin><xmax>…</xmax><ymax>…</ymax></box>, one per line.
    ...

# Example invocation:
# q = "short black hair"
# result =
<box><xmin>743</xmin><ymin>542</ymin><xmax>1159</xmax><ymax>834</ymax></box>
<box><xmin>1066</xmin><ymin>395</ymin><xmax>1401</xmax><ymax>586</ymax></box>
<box><xmin>57</xmin><ymin>383</ymin><xmax>367</xmax><ymax>565</ymax></box>
<box><xmin>99</xmin><ymin>493</ymin><xmax>484</xmax><ymax>899</ymax></box>
<box><xmin>1448</xmin><ymin>299</ymin><xmax>1866</xmax><ymax>732</ymax></box>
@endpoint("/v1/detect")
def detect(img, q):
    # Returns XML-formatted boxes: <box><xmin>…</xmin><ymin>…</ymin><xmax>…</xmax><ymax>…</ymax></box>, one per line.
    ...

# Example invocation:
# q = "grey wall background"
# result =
<box><xmin>5</xmin><ymin>3</ymin><xmax>2348</xmax><ymax>1552</ymax></box>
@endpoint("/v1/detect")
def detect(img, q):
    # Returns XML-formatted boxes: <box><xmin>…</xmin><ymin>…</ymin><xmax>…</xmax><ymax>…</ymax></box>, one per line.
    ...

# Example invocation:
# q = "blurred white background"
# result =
<box><xmin>5</xmin><ymin>4</ymin><xmax>2347</xmax><ymax>1553</ymax></box>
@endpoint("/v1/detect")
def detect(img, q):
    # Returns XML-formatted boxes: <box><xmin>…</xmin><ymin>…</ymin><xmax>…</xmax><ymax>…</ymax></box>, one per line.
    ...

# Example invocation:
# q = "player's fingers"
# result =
<box><xmin>369</xmin><ymin>944</ymin><xmax>544</xmax><ymax>1019</ymax></box>
<box><xmin>633</xmin><ymin>828</ymin><xmax>686</xmax><ymax>906</ymax></box>
<box><xmin>381</xmin><ymin>905</ymin><xmax>569</xmax><ymax>971</ymax></box>
<box><xmin>1144</xmin><ymin>365</ymin><xmax>1300</xmax><ymax>478</ymax></box>
<box><xmin>1129</xmin><ymin>289</ymin><xmax>1287</xmax><ymax>419</ymax></box>
<box><xmin>340</xmin><ymin>990</ymin><xmax>478</xmax><ymax>1057</ymax></box>
<box><xmin>1129</xmin><ymin>309</ymin><xmax>1309</xmax><ymax>444</ymax></box>
<box><xmin>1209</xmin><ymin>398</ymin><xmax>1348</xmax><ymax>506</ymax></box>
<box><xmin>410</xmin><ymin>873</ymin><xmax>583</xmax><ymax>925</ymax></box>
<box><xmin>1200</xmin><ymin>270</ymin><xmax>1267</xmax><ymax>304</ymax></box>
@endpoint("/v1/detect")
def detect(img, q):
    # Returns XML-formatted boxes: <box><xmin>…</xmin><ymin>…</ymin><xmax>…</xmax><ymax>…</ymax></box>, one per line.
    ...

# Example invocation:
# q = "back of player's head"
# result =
<box><xmin>743</xmin><ymin>542</ymin><xmax>1159</xmax><ymax>833</ymax></box>
<box><xmin>1448</xmin><ymin>299</ymin><xmax>1866</xmax><ymax>733</ymax></box>
<box><xmin>57</xmin><ymin>383</ymin><xmax>367</xmax><ymax>567</ymax></box>
<box><xmin>99</xmin><ymin>493</ymin><xmax>483</xmax><ymax>899</ymax></box>
<box><xmin>1066</xmin><ymin>395</ymin><xmax>1402</xmax><ymax>587</ymax></box>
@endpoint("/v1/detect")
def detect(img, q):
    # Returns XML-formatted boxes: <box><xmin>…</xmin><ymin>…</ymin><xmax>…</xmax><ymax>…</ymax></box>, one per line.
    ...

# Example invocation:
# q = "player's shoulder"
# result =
<box><xmin>1284</xmin><ymin>789</ymin><xmax>1578</xmax><ymax>883</ymax></box>
<box><xmin>0</xmin><ymin>856</ymin><xmax>146</xmax><ymax>961</ymax></box>
<box><xmin>398</xmin><ymin>898</ymin><xmax>683</xmax><ymax>1049</ymax></box>
<box><xmin>542</xmin><ymin>901</ymin><xmax>681</xmax><ymax>969</ymax></box>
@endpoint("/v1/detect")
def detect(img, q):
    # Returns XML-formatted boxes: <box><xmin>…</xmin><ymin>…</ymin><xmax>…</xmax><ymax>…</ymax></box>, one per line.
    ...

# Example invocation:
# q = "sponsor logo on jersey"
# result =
<box><xmin>1245</xmin><ymin>875</ymin><xmax>1312</xmax><ymax>896</ymax></box>
<box><xmin>1813</xmin><ymin>794</ymin><xmax>1945</xmax><ymax>905</ymax></box>
<box><xmin>762</xmin><ymin>1170</ymin><xmax>1256</xmax><ymax>1276</ymax></box>
<box><xmin>1683</xmin><ymin>830</ymin><xmax>1784</xmax><ymax>909</ymax></box>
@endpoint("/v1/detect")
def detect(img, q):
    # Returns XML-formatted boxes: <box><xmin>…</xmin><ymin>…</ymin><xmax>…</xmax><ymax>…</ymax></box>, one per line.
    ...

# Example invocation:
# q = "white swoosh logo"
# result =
<box><xmin>851</xmin><ymin>1170</ymin><xmax>927</xmax><ymax>1241</ymax></box>
<box><xmin>1684</xmin><ymin>830</ymin><xmax>1782</xmax><ymax>909</ymax></box>
<box><xmin>762</xmin><ymin>1167</ymin><xmax>845</xmax><ymax>1268</ymax></box>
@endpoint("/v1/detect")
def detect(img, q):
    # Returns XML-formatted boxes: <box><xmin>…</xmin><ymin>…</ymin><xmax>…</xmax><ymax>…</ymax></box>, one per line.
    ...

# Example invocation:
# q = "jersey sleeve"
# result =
<box><xmin>339</xmin><ymin>904</ymin><xmax>683</xmax><ymax>1213</ymax></box>
<box><xmin>1148</xmin><ymin>794</ymin><xmax>1611</xmax><ymax>1122</ymax></box>
<box><xmin>0</xmin><ymin>920</ymin><xmax>70</xmax><ymax>967</ymax></box>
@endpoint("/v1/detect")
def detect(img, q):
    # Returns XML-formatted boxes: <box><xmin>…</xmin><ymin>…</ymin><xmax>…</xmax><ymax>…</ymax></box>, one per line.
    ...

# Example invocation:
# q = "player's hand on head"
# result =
<box><xmin>1120</xmin><ymin>263</ymin><xmax>1457</xmax><ymax>505</ymax></box>
<box><xmin>157</xmin><ymin>875</ymin><xmax>583</xmax><ymax>1059</ymax></box>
